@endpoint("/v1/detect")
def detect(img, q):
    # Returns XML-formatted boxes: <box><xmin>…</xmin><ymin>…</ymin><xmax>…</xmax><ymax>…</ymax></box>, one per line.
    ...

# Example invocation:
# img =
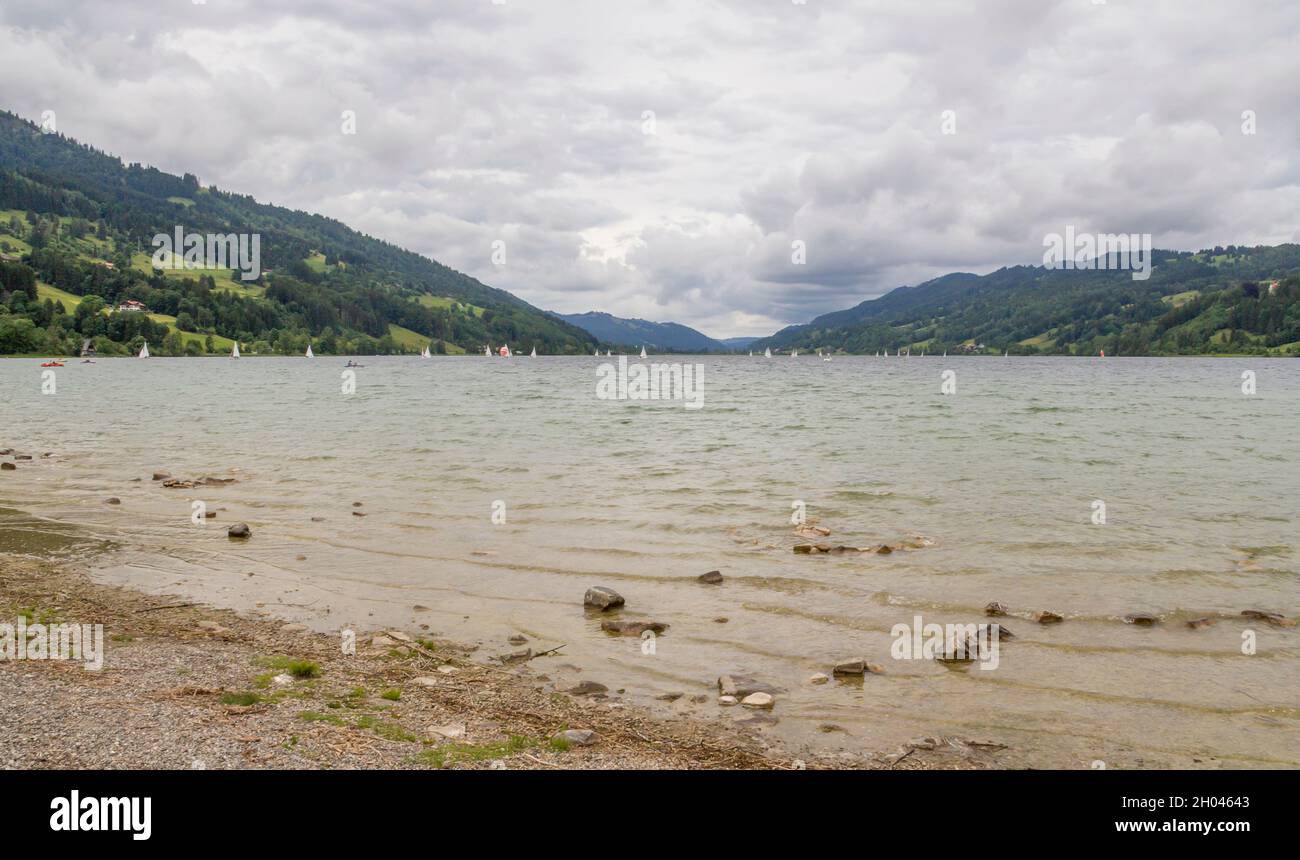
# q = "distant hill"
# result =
<box><xmin>0</xmin><ymin>109</ymin><xmax>596</xmax><ymax>356</ymax></box>
<box><xmin>718</xmin><ymin>336</ymin><xmax>760</xmax><ymax>349</ymax></box>
<box><xmin>553</xmin><ymin>311</ymin><xmax>731</xmax><ymax>352</ymax></box>
<box><xmin>753</xmin><ymin>247</ymin><xmax>1300</xmax><ymax>356</ymax></box>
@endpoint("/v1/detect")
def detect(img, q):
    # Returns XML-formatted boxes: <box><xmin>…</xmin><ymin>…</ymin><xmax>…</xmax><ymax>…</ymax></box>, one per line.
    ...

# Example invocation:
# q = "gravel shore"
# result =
<box><xmin>1</xmin><ymin>556</ymin><xmax>1004</xmax><ymax>770</ymax></box>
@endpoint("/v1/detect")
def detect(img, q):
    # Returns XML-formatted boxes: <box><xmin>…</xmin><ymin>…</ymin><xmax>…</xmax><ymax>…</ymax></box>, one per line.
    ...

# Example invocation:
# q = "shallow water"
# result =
<box><xmin>2</xmin><ymin>355</ymin><xmax>1297</xmax><ymax>767</ymax></box>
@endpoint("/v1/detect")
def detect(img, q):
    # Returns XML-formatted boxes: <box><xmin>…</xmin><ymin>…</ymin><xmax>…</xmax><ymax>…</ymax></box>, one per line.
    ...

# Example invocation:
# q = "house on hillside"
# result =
<box><xmin>0</xmin><ymin>252</ymin><xmax>19</xmax><ymax>263</ymax></box>
<box><xmin>92</xmin><ymin>260</ymin><xmax>115</xmax><ymax>270</ymax></box>
<box><xmin>1268</xmin><ymin>280</ymin><xmax>1280</xmax><ymax>295</ymax></box>
<box><xmin>116</xmin><ymin>299</ymin><xmax>147</xmax><ymax>313</ymax></box>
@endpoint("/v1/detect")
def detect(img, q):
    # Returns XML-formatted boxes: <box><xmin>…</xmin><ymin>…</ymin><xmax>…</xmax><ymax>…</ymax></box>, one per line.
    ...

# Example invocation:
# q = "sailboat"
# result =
<box><xmin>421</xmin><ymin>345</ymin><xmax>431</xmax><ymax>358</ymax></box>
<box><xmin>763</xmin><ymin>347</ymin><xmax>772</xmax><ymax>358</ymax></box>
<box><xmin>943</xmin><ymin>349</ymin><xmax>947</xmax><ymax>357</ymax></box>
<box><xmin>138</xmin><ymin>341</ymin><xmax>149</xmax><ymax>359</ymax></box>
<box><xmin>306</xmin><ymin>343</ymin><xmax>314</xmax><ymax>358</ymax></box>
<box><xmin>230</xmin><ymin>342</ymin><xmax>240</xmax><ymax>359</ymax></box>
<box><xmin>1004</xmin><ymin>349</ymin><xmax>1009</xmax><ymax>357</ymax></box>
<box><xmin>484</xmin><ymin>345</ymin><xmax>492</xmax><ymax>357</ymax></box>
<box><xmin>639</xmin><ymin>346</ymin><xmax>647</xmax><ymax>359</ymax></box>
<box><xmin>823</xmin><ymin>351</ymin><xmax>832</xmax><ymax>362</ymax></box>
<box><xmin>605</xmin><ymin>349</ymin><xmax>612</xmax><ymax>357</ymax></box>
<box><xmin>499</xmin><ymin>344</ymin><xmax>512</xmax><ymax>358</ymax></box>
<box><xmin>530</xmin><ymin>346</ymin><xmax>537</xmax><ymax>357</ymax></box>
<box><xmin>791</xmin><ymin>349</ymin><xmax>798</xmax><ymax>358</ymax></box>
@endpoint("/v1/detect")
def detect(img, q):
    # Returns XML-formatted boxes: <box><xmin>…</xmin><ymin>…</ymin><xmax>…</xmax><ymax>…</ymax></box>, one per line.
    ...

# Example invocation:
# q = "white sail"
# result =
<box><xmin>764</xmin><ymin>347</ymin><xmax>771</xmax><ymax>358</ymax></box>
<box><xmin>943</xmin><ymin>350</ymin><xmax>947</xmax><ymax>357</ymax></box>
<box><xmin>606</xmin><ymin>349</ymin><xmax>612</xmax><ymax>357</ymax></box>
<box><xmin>306</xmin><ymin>344</ymin><xmax>314</xmax><ymax>358</ymax></box>
<box><xmin>138</xmin><ymin>341</ymin><xmax>149</xmax><ymax>359</ymax></box>
<box><xmin>639</xmin><ymin>346</ymin><xmax>647</xmax><ymax>359</ymax></box>
<box><xmin>231</xmin><ymin>342</ymin><xmax>240</xmax><ymax>359</ymax></box>
<box><xmin>748</xmin><ymin>351</ymin><xmax>752</xmax><ymax>356</ymax></box>
<box><xmin>530</xmin><ymin>346</ymin><xmax>537</xmax><ymax>357</ymax></box>
<box><xmin>791</xmin><ymin>349</ymin><xmax>798</xmax><ymax>358</ymax></box>
<box><xmin>485</xmin><ymin>346</ymin><xmax>492</xmax><ymax>356</ymax></box>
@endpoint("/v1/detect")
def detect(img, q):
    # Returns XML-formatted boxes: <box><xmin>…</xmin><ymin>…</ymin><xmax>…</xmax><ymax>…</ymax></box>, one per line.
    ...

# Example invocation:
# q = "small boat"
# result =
<box><xmin>420</xmin><ymin>345</ymin><xmax>430</xmax><ymax>358</ymax></box>
<box><xmin>639</xmin><ymin>346</ymin><xmax>647</xmax><ymax>359</ymax></box>
<box><xmin>81</xmin><ymin>359</ymin><xmax>95</xmax><ymax>364</ymax></box>
<box><xmin>748</xmin><ymin>351</ymin><xmax>752</xmax><ymax>357</ymax></box>
<box><xmin>306</xmin><ymin>344</ymin><xmax>314</xmax><ymax>358</ymax></box>
<box><xmin>231</xmin><ymin>342</ymin><xmax>241</xmax><ymax>359</ymax></box>
<box><xmin>1099</xmin><ymin>349</ymin><xmax>1105</xmax><ymax>358</ymax></box>
<box><xmin>764</xmin><ymin>347</ymin><xmax>772</xmax><ymax>358</ymax></box>
<box><xmin>823</xmin><ymin>353</ymin><xmax>832</xmax><ymax>362</ymax></box>
<box><xmin>41</xmin><ymin>360</ymin><xmax>64</xmax><ymax>367</ymax></box>
<box><xmin>345</xmin><ymin>360</ymin><xmax>364</xmax><ymax>368</ymax></box>
<box><xmin>138</xmin><ymin>342</ymin><xmax>149</xmax><ymax>359</ymax></box>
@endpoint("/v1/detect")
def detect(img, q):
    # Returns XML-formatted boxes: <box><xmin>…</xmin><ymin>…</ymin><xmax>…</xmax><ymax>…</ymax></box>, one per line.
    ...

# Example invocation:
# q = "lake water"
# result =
<box><xmin>2</xmin><ymin>355</ymin><xmax>1297</xmax><ymax>767</ymax></box>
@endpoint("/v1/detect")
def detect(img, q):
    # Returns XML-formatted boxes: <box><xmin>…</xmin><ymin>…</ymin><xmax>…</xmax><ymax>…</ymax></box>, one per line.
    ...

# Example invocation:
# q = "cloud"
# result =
<box><xmin>1</xmin><ymin>0</ymin><xmax>1297</xmax><ymax>337</ymax></box>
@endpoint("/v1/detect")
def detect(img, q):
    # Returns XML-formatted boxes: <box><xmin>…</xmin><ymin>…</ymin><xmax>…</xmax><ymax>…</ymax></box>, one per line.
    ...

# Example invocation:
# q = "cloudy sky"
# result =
<box><xmin>1</xmin><ymin>0</ymin><xmax>1297</xmax><ymax>337</ymax></box>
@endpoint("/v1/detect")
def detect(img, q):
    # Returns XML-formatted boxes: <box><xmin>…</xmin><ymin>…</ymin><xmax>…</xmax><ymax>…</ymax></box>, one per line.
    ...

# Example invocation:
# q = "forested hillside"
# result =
<box><xmin>0</xmin><ymin>110</ymin><xmax>597</xmax><ymax>356</ymax></box>
<box><xmin>753</xmin><ymin>246</ymin><xmax>1300</xmax><ymax>356</ymax></box>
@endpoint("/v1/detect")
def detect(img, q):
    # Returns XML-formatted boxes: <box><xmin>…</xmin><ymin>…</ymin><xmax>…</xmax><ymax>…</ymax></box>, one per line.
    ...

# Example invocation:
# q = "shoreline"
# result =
<box><xmin>0</xmin><ymin>553</ymin><xmax>1001</xmax><ymax>770</ymax></box>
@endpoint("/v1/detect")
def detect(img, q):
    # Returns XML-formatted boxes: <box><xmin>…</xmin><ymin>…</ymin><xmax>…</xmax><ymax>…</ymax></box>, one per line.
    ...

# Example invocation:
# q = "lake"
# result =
<box><xmin>2</xmin><ymin>354</ymin><xmax>1297</xmax><ymax>767</ymax></box>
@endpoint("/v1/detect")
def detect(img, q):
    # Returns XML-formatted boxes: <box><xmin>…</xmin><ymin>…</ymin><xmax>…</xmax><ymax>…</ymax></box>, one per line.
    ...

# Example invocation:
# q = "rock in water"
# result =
<box><xmin>152</xmin><ymin>471</ymin><xmax>170</xmax><ymax>481</ymax></box>
<box><xmin>833</xmin><ymin>660</ymin><xmax>866</xmax><ymax>676</ymax></box>
<box><xmin>741</xmin><ymin>692</ymin><xmax>774</xmax><ymax>709</ymax></box>
<box><xmin>105</xmin><ymin>497</ymin><xmax>121</xmax><ymax>505</ymax></box>
<box><xmin>584</xmin><ymin>586</ymin><xmax>624</xmax><ymax>611</ymax></box>
<box><xmin>227</xmin><ymin>523</ymin><xmax>251</xmax><ymax>539</ymax></box>
<box><xmin>985</xmin><ymin>602</ymin><xmax>1009</xmax><ymax>617</ymax></box>
<box><xmin>1186</xmin><ymin>617</ymin><xmax>1216</xmax><ymax>630</ymax></box>
<box><xmin>1123</xmin><ymin>613</ymin><xmax>1159</xmax><ymax>626</ymax></box>
<box><xmin>718</xmin><ymin>695</ymin><xmax>738</xmax><ymax>706</ymax></box>
<box><xmin>1241</xmin><ymin>610</ymin><xmax>1296</xmax><ymax>627</ymax></box>
<box><xmin>717</xmin><ymin>674</ymin><xmax>778</xmax><ymax>698</ymax></box>
<box><xmin>1033</xmin><ymin>610</ymin><xmax>1063</xmax><ymax>624</ymax></box>
<box><xmin>809</xmin><ymin>673</ymin><xmax>830</xmax><ymax>685</ymax></box>
<box><xmin>0</xmin><ymin>463</ymin><xmax>15</xmax><ymax>471</ymax></box>
<box><xmin>563</xmin><ymin>681</ymin><xmax>608</xmax><ymax>697</ymax></box>
<box><xmin>698</xmin><ymin>570</ymin><xmax>723</xmax><ymax>584</ymax></box>
<box><xmin>600</xmin><ymin>620</ymin><xmax>669</xmax><ymax>636</ymax></box>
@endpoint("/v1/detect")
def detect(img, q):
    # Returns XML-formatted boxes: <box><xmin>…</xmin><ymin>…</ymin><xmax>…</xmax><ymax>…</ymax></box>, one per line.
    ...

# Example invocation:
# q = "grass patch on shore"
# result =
<box><xmin>298</xmin><ymin>710</ymin><xmax>346</xmax><ymax>726</ymax></box>
<box><xmin>220</xmin><ymin>691</ymin><xmax>264</xmax><ymax>706</ymax></box>
<box><xmin>354</xmin><ymin>715</ymin><xmax>419</xmax><ymax>743</ymax></box>
<box><xmin>380</xmin><ymin>688</ymin><xmax>402</xmax><ymax>701</ymax></box>
<box><xmin>417</xmin><ymin>735</ymin><xmax>536</xmax><ymax>768</ymax></box>
<box><xmin>254</xmin><ymin>655</ymin><xmax>321</xmax><ymax>678</ymax></box>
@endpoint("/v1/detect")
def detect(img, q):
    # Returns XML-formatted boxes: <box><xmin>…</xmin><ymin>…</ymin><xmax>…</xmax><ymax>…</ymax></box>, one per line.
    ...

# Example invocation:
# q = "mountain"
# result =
<box><xmin>0</xmin><ymin>110</ymin><xmax>597</xmax><ymax>356</ymax></box>
<box><xmin>718</xmin><ymin>336</ymin><xmax>760</xmax><ymax>349</ymax></box>
<box><xmin>552</xmin><ymin>311</ymin><xmax>730</xmax><ymax>351</ymax></box>
<box><xmin>754</xmin><ymin>247</ymin><xmax>1300</xmax><ymax>356</ymax></box>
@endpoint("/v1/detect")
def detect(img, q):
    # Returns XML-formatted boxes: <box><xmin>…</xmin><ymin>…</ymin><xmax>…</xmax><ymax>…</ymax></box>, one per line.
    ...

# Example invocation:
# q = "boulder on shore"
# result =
<box><xmin>583</xmin><ymin>586</ymin><xmax>625</xmax><ymax>611</ymax></box>
<box><xmin>555</xmin><ymin>729</ymin><xmax>597</xmax><ymax>746</ymax></box>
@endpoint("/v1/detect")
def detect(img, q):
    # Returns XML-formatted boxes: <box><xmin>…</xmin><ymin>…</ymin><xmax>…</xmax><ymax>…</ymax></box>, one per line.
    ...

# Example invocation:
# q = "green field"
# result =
<box><xmin>36</xmin><ymin>281</ymin><xmax>235</xmax><ymax>352</ymax></box>
<box><xmin>1161</xmin><ymin>290</ymin><xmax>1201</xmax><ymax>307</ymax></box>
<box><xmin>416</xmin><ymin>294</ymin><xmax>485</xmax><ymax>317</ymax></box>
